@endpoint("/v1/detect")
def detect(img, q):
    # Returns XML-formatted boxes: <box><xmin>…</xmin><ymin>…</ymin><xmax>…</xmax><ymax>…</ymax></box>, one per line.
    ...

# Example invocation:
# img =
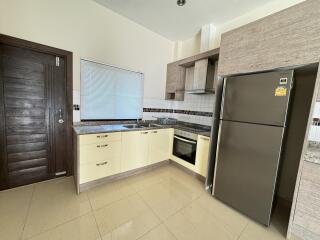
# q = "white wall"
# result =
<box><xmin>0</xmin><ymin>0</ymin><xmax>174</xmax><ymax>101</ymax></box>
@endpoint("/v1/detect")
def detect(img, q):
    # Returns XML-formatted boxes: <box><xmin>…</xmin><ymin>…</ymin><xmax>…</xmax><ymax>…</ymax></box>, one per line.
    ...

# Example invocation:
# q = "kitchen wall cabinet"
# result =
<box><xmin>165</xmin><ymin>63</ymin><xmax>186</xmax><ymax>101</ymax></box>
<box><xmin>148</xmin><ymin>129</ymin><xmax>173</xmax><ymax>165</ymax></box>
<box><xmin>218</xmin><ymin>0</ymin><xmax>320</xmax><ymax>76</ymax></box>
<box><xmin>195</xmin><ymin>135</ymin><xmax>210</xmax><ymax>177</ymax></box>
<box><xmin>185</xmin><ymin>66</ymin><xmax>195</xmax><ymax>92</ymax></box>
<box><xmin>121</xmin><ymin>130</ymin><xmax>150</xmax><ymax>172</ymax></box>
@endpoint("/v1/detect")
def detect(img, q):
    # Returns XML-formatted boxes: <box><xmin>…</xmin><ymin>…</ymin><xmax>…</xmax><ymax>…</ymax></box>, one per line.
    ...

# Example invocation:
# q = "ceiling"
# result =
<box><xmin>94</xmin><ymin>0</ymin><xmax>276</xmax><ymax>41</ymax></box>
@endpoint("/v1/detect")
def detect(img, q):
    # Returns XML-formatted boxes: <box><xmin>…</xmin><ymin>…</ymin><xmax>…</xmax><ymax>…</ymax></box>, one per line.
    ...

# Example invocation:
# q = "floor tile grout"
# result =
<box><xmin>21</xmin><ymin>184</ymin><xmax>93</xmax><ymax>240</ymax></box>
<box><xmin>87</xmin><ymin>191</ymin><xmax>104</xmax><ymax>240</ymax></box>
<box><xmin>20</xmin><ymin>184</ymin><xmax>36</xmax><ymax>240</ymax></box>
<box><xmin>236</xmin><ymin>222</ymin><xmax>250</xmax><ymax>240</ymax></box>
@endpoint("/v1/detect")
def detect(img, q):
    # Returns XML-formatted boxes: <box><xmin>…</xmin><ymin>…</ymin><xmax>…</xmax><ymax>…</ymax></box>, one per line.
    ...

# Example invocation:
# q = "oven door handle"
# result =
<box><xmin>174</xmin><ymin>135</ymin><xmax>197</xmax><ymax>144</ymax></box>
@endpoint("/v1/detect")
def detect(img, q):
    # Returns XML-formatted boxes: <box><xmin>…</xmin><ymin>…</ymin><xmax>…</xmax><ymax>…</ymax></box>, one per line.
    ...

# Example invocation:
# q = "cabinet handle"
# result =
<box><xmin>97</xmin><ymin>135</ymin><xmax>108</xmax><ymax>138</ymax></box>
<box><xmin>141</xmin><ymin>132</ymin><xmax>149</xmax><ymax>134</ymax></box>
<box><xmin>96</xmin><ymin>161</ymin><xmax>108</xmax><ymax>166</ymax></box>
<box><xmin>97</xmin><ymin>144</ymin><xmax>108</xmax><ymax>148</ymax></box>
<box><xmin>152</xmin><ymin>131</ymin><xmax>158</xmax><ymax>133</ymax></box>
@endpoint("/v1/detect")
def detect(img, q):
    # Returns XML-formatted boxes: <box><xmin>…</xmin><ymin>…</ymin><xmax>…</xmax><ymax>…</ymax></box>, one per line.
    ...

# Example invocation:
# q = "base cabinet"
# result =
<box><xmin>121</xmin><ymin>130</ymin><xmax>150</xmax><ymax>172</ymax></box>
<box><xmin>75</xmin><ymin>128</ymin><xmax>174</xmax><ymax>187</ymax></box>
<box><xmin>121</xmin><ymin>129</ymin><xmax>174</xmax><ymax>171</ymax></box>
<box><xmin>77</xmin><ymin>132</ymin><xmax>122</xmax><ymax>184</ymax></box>
<box><xmin>195</xmin><ymin>135</ymin><xmax>210</xmax><ymax>177</ymax></box>
<box><xmin>148</xmin><ymin>129</ymin><xmax>173</xmax><ymax>165</ymax></box>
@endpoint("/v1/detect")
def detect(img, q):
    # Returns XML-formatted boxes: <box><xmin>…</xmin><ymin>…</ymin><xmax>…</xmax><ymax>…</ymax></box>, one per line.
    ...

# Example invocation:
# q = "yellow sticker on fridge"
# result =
<box><xmin>275</xmin><ymin>86</ymin><xmax>287</xmax><ymax>97</ymax></box>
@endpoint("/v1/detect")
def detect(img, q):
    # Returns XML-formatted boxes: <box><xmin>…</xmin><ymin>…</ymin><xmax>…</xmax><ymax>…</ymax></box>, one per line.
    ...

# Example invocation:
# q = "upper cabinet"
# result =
<box><xmin>165</xmin><ymin>48</ymin><xmax>219</xmax><ymax>101</ymax></box>
<box><xmin>165</xmin><ymin>63</ymin><xmax>186</xmax><ymax>101</ymax></box>
<box><xmin>218</xmin><ymin>0</ymin><xmax>320</xmax><ymax>77</ymax></box>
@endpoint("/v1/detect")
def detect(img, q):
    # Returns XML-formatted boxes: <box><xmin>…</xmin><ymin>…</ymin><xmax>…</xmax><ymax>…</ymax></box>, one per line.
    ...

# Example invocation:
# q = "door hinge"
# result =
<box><xmin>56</xmin><ymin>56</ymin><xmax>60</xmax><ymax>67</ymax></box>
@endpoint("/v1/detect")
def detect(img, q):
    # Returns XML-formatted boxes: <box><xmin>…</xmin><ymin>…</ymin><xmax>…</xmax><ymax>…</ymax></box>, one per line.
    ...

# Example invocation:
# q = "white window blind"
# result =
<box><xmin>80</xmin><ymin>59</ymin><xmax>144</xmax><ymax>120</ymax></box>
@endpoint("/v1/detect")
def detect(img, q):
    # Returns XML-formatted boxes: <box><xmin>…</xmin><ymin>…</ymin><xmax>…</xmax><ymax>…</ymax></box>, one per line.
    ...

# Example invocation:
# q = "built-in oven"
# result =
<box><xmin>172</xmin><ymin>129</ymin><xmax>198</xmax><ymax>165</ymax></box>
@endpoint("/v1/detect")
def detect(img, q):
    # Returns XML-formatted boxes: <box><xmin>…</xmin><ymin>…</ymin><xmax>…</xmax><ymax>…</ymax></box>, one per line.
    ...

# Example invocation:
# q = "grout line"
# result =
<box><xmin>87</xmin><ymin>191</ymin><xmax>103</xmax><ymax>240</ymax></box>
<box><xmin>20</xmin><ymin>184</ymin><xmax>93</xmax><ymax>239</ymax></box>
<box><xmin>20</xmin><ymin>184</ymin><xmax>36</xmax><ymax>240</ymax></box>
<box><xmin>236</xmin><ymin>222</ymin><xmax>250</xmax><ymax>240</ymax></box>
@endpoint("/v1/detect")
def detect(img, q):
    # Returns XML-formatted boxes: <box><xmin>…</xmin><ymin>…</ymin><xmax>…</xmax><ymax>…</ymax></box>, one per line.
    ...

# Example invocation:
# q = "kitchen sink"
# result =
<box><xmin>123</xmin><ymin>124</ymin><xmax>145</xmax><ymax>129</ymax></box>
<box><xmin>122</xmin><ymin>123</ymin><xmax>163</xmax><ymax>129</ymax></box>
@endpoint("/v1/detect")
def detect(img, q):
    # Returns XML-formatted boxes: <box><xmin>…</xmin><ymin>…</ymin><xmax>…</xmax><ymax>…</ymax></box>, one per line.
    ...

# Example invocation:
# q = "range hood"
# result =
<box><xmin>185</xmin><ymin>59</ymin><xmax>217</xmax><ymax>94</ymax></box>
<box><xmin>184</xmin><ymin>24</ymin><xmax>218</xmax><ymax>94</ymax></box>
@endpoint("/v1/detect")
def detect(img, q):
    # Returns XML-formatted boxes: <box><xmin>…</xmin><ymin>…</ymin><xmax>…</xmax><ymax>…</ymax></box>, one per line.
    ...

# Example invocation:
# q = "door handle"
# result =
<box><xmin>58</xmin><ymin>108</ymin><xmax>64</xmax><ymax>124</ymax></box>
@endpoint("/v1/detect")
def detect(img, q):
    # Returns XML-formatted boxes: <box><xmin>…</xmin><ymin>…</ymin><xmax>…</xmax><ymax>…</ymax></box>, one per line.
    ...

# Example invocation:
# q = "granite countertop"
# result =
<box><xmin>73</xmin><ymin>120</ymin><xmax>212</xmax><ymax>137</ymax></box>
<box><xmin>305</xmin><ymin>141</ymin><xmax>320</xmax><ymax>165</ymax></box>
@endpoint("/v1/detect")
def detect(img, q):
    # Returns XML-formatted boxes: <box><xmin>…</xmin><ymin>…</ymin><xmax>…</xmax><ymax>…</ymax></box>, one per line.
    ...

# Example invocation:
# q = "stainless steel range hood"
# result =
<box><xmin>185</xmin><ymin>59</ymin><xmax>217</xmax><ymax>94</ymax></box>
<box><xmin>184</xmin><ymin>24</ymin><xmax>217</xmax><ymax>94</ymax></box>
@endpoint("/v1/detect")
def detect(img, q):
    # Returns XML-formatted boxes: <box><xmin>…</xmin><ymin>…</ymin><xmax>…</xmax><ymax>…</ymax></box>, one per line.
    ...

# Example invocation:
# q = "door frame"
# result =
<box><xmin>0</xmin><ymin>34</ymin><xmax>74</xmax><ymax>181</ymax></box>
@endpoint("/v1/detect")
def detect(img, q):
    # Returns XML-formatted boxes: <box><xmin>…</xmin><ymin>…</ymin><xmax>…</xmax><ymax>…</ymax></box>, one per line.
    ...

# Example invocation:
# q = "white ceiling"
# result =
<box><xmin>94</xmin><ymin>0</ymin><xmax>276</xmax><ymax>41</ymax></box>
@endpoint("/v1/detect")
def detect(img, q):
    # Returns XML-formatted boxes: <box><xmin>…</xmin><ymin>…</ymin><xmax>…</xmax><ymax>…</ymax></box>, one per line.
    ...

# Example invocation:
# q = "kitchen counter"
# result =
<box><xmin>73</xmin><ymin>120</ymin><xmax>212</xmax><ymax>137</ymax></box>
<box><xmin>304</xmin><ymin>141</ymin><xmax>320</xmax><ymax>165</ymax></box>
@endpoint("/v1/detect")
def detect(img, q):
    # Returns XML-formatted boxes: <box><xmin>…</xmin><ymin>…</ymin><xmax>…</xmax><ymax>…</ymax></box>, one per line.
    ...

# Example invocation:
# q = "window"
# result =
<box><xmin>80</xmin><ymin>59</ymin><xmax>144</xmax><ymax>120</ymax></box>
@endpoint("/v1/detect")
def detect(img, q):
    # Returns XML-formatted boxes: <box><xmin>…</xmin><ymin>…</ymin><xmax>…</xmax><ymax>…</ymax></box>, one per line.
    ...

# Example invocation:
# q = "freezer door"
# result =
<box><xmin>213</xmin><ymin>121</ymin><xmax>284</xmax><ymax>226</ymax></box>
<box><xmin>222</xmin><ymin>70</ymin><xmax>294</xmax><ymax>126</ymax></box>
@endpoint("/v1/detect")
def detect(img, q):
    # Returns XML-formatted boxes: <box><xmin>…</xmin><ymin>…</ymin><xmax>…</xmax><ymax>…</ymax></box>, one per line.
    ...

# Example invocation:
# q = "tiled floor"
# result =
<box><xmin>0</xmin><ymin>164</ymin><xmax>289</xmax><ymax>240</ymax></box>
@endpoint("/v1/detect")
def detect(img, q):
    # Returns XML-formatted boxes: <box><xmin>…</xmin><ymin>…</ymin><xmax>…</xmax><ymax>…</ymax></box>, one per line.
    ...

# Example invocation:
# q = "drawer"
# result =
<box><xmin>79</xmin><ymin>158</ymin><xmax>121</xmax><ymax>184</ymax></box>
<box><xmin>79</xmin><ymin>141</ymin><xmax>121</xmax><ymax>164</ymax></box>
<box><xmin>79</xmin><ymin>132</ymin><xmax>121</xmax><ymax>145</ymax></box>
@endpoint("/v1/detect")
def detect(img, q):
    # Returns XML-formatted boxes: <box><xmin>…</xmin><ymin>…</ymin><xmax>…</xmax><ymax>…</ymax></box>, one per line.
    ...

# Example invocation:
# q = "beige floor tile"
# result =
<box><xmin>23</xmin><ymin>177</ymin><xmax>91</xmax><ymax>239</ymax></box>
<box><xmin>128</xmin><ymin>170</ymin><xmax>164</xmax><ymax>192</ymax></box>
<box><xmin>164</xmin><ymin>212</ymin><xmax>198</xmax><ymax>240</ymax></box>
<box><xmin>0</xmin><ymin>184</ymin><xmax>34</xmax><ymax>240</ymax></box>
<box><xmin>139</xmin><ymin>224</ymin><xmax>176</xmax><ymax>240</ymax></box>
<box><xmin>195</xmin><ymin>194</ymin><xmax>249</xmax><ymax>236</ymax></box>
<box><xmin>138</xmin><ymin>180</ymin><xmax>191</xmax><ymax>220</ymax></box>
<box><xmin>180</xmin><ymin>202</ymin><xmax>237</xmax><ymax>240</ymax></box>
<box><xmin>239</xmin><ymin>221</ymin><xmax>286</xmax><ymax>240</ymax></box>
<box><xmin>94</xmin><ymin>193</ymin><xmax>160</xmax><ymax>238</ymax></box>
<box><xmin>110</xmin><ymin>211</ymin><xmax>160</xmax><ymax>240</ymax></box>
<box><xmin>27</xmin><ymin>213</ymin><xmax>101</xmax><ymax>240</ymax></box>
<box><xmin>88</xmin><ymin>178</ymin><xmax>136</xmax><ymax>210</ymax></box>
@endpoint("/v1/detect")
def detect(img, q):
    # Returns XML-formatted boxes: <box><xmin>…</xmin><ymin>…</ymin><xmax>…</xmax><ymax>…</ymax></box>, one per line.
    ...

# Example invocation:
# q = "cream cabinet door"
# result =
<box><xmin>195</xmin><ymin>135</ymin><xmax>210</xmax><ymax>177</ymax></box>
<box><xmin>121</xmin><ymin>130</ymin><xmax>150</xmax><ymax>172</ymax></box>
<box><xmin>148</xmin><ymin>129</ymin><xmax>173</xmax><ymax>165</ymax></box>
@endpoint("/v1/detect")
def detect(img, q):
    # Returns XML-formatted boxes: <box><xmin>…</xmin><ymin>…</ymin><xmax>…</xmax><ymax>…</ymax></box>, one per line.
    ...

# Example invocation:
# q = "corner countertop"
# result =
<box><xmin>73</xmin><ymin>121</ymin><xmax>212</xmax><ymax>137</ymax></box>
<box><xmin>305</xmin><ymin>141</ymin><xmax>320</xmax><ymax>165</ymax></box>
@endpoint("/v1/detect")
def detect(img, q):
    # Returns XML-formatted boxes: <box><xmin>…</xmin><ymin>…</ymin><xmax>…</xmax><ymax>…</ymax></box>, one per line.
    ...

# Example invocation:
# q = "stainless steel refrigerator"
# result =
<box><xmin>212</xmin><ymin>70</ymin><xmax>294</xmax><ymax>226</ymax></box>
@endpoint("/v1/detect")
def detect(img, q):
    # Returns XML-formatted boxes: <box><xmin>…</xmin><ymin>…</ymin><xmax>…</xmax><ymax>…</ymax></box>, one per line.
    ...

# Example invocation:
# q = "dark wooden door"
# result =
<box><xmin>0</xmin><ymin>44</ymin><xmax>67</xmax><ymax>189</ymax></box>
